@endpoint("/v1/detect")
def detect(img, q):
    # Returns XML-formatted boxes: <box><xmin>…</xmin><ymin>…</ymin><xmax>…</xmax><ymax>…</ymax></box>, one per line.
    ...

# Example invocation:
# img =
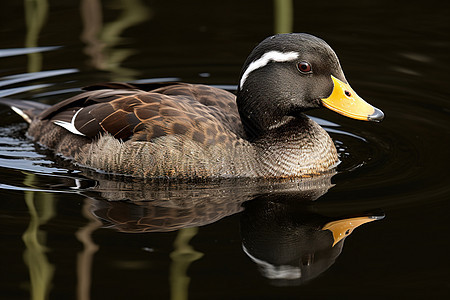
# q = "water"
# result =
<box><xmin>1</xmin><ymin>0</ymin><xmax>449</xmax><ymax>299</ymax></box>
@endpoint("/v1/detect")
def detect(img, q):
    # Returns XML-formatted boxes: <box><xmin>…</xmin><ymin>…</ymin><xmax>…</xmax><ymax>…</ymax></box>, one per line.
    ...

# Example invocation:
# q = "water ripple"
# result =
<box><xmin>0</xmin><ymin>69</ymin><xmax>79</xmax><ymax>88</ymax></box>
<box><xmin>0</xmin><ymin>46</ymin><xmax>62</xmax><ymax>58</ymax></box>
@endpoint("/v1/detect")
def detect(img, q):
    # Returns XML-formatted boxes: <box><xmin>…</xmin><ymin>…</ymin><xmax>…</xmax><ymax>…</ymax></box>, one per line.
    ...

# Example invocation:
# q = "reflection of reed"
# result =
<box><xmin>22</xmin><ymin>173</ymin><xmax>56</xmax><ymax>300</ymax></box>
<box><xmin>170</xmin><ymin>228</ymin><xmax>204</xmax><ymax>300</ymax></box>
<box><xmin>80</xmin><ymin>0</ymin><xmax>151</xmax><ymax>81</ymax></box>
<box><xmin>80</xmin><ymin>0</ymin><xmax>104</xmax><ymax>71</ymax></box>
<box><xmin>274</xmin><ymin>0</ymin><xmax>293</xmax><ymax>34</ymax></box>
<box><xmin>24</xmin><ymin>0</ymin><xmax>48</xmax><ymax>72</ymax></box>
<box><xmin>75</xmin><ymin>201</ymin><xmax>102</xmax><ymax>300</ymax></box>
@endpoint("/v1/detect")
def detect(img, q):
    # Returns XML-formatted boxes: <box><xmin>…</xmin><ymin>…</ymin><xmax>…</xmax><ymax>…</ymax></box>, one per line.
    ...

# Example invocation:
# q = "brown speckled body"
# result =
<box><xmin>75</xmin><ymin>118</ymin><xmax>337</xmax><ymax>178</ymax></box>
<box><xmin>26</xmin><ymin>84</ymin><xmax>338</xmax><ymax>178</ymax></box>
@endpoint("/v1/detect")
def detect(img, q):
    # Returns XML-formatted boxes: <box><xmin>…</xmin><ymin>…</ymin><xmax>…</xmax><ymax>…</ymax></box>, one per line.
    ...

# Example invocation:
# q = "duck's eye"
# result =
<box><xmin>297</xmin><ymin>61</ymin><xmax>312</xmax><ymax>73</ymax></box>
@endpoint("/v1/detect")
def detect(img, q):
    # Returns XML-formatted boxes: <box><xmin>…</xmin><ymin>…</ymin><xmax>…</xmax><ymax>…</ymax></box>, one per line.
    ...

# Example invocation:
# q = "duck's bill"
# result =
<box><xmin>322</xmin><ymin>215</ymin><xmax>384</xmax><ymax>247</ymax></box>
<box><xmin>321</xmin><ymin>76</ymin><xmax>384</xmax><ymax>122</ymax></box>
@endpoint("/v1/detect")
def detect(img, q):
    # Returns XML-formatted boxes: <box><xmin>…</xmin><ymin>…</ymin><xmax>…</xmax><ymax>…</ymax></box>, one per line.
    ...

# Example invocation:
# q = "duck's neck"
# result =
<box><xmin>237</xmin><ymin>83</ymin><xmax>295</xmax><ymax>141</ymax></box>
<box><xmin>251</xmin><ymin>114</ymin><xmax>339</xmax><ymax>177</ymax></box>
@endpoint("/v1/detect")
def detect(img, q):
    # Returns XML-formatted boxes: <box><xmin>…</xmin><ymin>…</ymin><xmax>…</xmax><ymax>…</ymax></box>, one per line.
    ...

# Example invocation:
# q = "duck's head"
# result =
<box><xmin>237</xmin><ymin>33</ymin><xmax>384</xmax><ymax>139</ymax></box>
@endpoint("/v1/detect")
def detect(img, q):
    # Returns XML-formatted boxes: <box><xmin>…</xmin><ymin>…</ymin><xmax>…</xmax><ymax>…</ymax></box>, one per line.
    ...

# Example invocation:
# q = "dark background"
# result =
<box><xmin>1</xmin><ymin>0</ymin><xmax>449</xmax><ymax>299</ymax></box>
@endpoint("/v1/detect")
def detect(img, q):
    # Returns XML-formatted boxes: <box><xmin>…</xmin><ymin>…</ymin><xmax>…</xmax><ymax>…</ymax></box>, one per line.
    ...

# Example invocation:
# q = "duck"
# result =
<box><xmin>0</xmin><ymin>33</ymin><xmax>383</xmax><ymax>179</ymax></box>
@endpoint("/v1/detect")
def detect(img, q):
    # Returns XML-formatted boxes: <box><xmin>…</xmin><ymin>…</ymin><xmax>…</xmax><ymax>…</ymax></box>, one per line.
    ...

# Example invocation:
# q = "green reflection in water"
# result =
<box><xmin>274</xmin><ymin>0</ymin><xmax>293</xmax><ymax>34</ymax></box>
<box><xmin>21</xmin><ymin>173</ymin><xmax>56</xmax><ymax>300</ymax></box>
<box><xmin>80</xmin><ymin>0</ymin><xmax>104</xmax><ymax>71</ymax></box>
<box><xmin>75</xmin><ymin>200</ymin><xmax>102</xmax><ymax>300</ymax></box>
<box><xmin>24</xmin><ymin>0</ymin><xmax>48</xmax><ymax>73</ymax></box>
<box><xmin>80</xmin><ymin>0</ymin><xmax>152</xmax><ymax>81</ymax></box>
<box><xmin>170</xmin><ymin>227</ymin><xmax>204</xmax><ymax>300</ymax></box>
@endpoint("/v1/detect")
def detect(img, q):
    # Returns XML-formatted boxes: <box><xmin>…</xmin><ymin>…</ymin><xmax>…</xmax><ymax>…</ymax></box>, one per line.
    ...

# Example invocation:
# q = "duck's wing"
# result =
<box><xmin>41</xmin><ymin>82</ymin><xmax>245</xmax><ymax>142</ymax></box>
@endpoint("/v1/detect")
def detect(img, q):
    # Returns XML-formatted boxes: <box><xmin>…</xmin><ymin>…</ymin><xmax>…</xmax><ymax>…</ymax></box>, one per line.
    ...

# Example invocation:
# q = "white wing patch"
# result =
<box><xmin>53</xmin><ymin>108</ymin><xmax>86</xmax><ymax>136</ymax></box>
<box><xmin>239</xmin><ymin>50</ymin><xmax>299</xmax><ymax>89</ymax></box>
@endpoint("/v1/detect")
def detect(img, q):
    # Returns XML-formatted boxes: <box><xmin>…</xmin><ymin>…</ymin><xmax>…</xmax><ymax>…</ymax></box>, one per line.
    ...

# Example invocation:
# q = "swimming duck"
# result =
<box><xmin>0</xmin><ymin>33</ymin><xmax>383</xmax><ymax>178</ymax></box>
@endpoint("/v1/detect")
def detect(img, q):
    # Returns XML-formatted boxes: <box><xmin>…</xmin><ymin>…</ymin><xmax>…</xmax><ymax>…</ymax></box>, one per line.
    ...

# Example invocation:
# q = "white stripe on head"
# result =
<box><xmin>53</xmin><ymin>108</ymin><xmax>86</xmax><ymax>136</ymax></box>
<box><xmin>239</xmin><ymin>51</ymin><xmax>299</xmax><ymax>89</ymax></box>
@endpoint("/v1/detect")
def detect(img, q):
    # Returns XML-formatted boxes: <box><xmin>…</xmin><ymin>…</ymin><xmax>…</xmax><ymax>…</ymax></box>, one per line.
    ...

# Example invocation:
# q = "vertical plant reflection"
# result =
<box><xmin>274</xmin><ymin>0</ymin><xmax>293</xmax><ymax>34</ymax></box>
<box><xmin>75</xmin><ymin>200</ymin><xmax>102</xmax><ymax>300</ymax></box>
<box><xmin>80</xmin><ymin>0</ymin><xmax>104</xmax><ymax>71</ymax></box>
<box><xmin>80</xmin><ymin>0</ymin><xmax>152</xmax><ymax>81</ymax></box>
<box><xmin>21</xmin><ymin>173</ymin><xmax>56</xmax><ymax>300</ymax></box>
<box><xmin>24</xmin><ymin>0</ymin><xmax>48</xmax><ymax>72</ymax></box>
<box><xmin>170</xmin><ymin>227</ymin><xmax>204</xmax><ymax>300</ymax></box>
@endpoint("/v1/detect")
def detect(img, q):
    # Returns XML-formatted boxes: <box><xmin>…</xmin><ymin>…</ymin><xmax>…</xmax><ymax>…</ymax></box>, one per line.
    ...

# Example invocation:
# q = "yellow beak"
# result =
<box><xmin>321</xmin><ymin>76</ymin><xmax>384</xmax><ymax>122</ymax></box>
<box><xmin>322</xmin><ymin>216</ymin><xmax>382</xmax><ymax>247</ymax></box>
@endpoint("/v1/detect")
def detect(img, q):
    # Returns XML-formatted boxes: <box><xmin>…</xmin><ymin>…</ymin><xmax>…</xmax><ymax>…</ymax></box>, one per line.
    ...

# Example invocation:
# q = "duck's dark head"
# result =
<box><xmin>236</xmin><ymin>33</ymin><xmax>384</xmax><ymax>139</ymax></box>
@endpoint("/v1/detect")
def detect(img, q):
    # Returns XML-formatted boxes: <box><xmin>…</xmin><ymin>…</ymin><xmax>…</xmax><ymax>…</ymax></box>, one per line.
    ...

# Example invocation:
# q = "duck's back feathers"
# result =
<box><xmin>39</xmin><ymin>83</ymin><xmax>245</xmax><ymax>144</ymax></box>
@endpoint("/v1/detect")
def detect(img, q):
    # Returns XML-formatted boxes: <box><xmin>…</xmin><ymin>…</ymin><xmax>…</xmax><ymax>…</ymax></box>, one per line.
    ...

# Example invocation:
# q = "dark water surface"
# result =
<box><xmin>1</xmin><ymin>0</ymin><xmax>449</xmax><ymax>299</ymax></box>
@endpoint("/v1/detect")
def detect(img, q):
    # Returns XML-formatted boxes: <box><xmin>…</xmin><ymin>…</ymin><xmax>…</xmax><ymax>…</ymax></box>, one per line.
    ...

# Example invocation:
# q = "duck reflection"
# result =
<box><xmin>240</xmin><ymin>195</ymin><xmax>384</xmax><ymax>286</ymax></box>
<box><xmin>76</xmin><ymin>172</ymin><xmax>382</xmax><ymax>292</ymax></box>
<box><xmin>82</xmin><ymin>172</ymin><xmax>335</xmax><ymax>232</ymax></box>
